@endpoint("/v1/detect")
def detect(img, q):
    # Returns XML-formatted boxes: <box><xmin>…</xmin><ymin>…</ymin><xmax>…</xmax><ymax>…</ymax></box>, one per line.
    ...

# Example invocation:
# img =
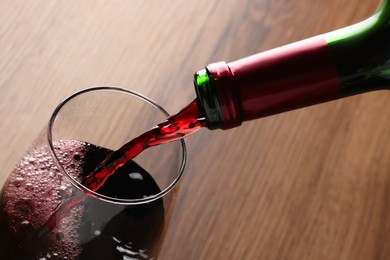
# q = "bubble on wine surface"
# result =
<box><xmin>0</xmin><ymin>140</ymin><xmax>91</xmax><ymax>259</ymax></box>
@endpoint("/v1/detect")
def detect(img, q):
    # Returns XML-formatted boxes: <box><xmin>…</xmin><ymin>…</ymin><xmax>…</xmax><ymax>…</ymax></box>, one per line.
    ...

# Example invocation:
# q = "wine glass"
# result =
<box><xmin>0</xmin><ymin>86</ymin><xmax>186</xmax><ymax>259</ymax></box>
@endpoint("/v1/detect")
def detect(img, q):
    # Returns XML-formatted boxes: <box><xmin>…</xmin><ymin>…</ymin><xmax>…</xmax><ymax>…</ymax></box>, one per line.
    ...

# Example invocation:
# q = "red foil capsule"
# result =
<box><xmin>207</xmin><ymin>36</ymin><xmax>341</xmax><ymax>129</ymax></box>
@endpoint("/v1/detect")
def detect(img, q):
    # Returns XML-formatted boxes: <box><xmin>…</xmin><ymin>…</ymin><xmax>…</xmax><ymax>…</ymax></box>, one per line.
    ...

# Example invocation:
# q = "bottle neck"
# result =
<box><xmin>325</xmin><ymin>0</ymin><xmax>390</xmax><ymax>95</ymax></box>
<box><xmin>194</xmin><ymin>0</ymin><xmax>389</xmax><ymax>130</ymax></box>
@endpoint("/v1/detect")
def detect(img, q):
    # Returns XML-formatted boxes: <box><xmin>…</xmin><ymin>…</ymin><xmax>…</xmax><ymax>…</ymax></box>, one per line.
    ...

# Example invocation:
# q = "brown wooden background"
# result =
<box><xmin>1</xmin><ymin>0</ymin><xmax>389</xmax><ymax>259</ymax></box>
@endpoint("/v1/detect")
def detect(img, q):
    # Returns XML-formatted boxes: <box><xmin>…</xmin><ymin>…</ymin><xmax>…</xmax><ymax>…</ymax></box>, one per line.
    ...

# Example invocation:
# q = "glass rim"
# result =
<box><xmin>47</xmin><ymin>86</ymin><xmax>186</xmax><ymax>205</ymax></box>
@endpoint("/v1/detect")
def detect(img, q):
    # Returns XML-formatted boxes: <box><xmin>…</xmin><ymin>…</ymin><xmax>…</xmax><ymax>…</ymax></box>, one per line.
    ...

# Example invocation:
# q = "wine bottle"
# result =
<box><xmin>194</xmin><ymin>0</ymin><xmax>390</xmax><ymax>130</ymax></box>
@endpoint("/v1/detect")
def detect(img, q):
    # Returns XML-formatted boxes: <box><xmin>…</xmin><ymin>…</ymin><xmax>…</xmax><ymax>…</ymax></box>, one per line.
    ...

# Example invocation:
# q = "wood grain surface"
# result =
<box><xmin>1</xmin><ymin>0</ymin><xmax>389</xmax><ymax>259</ymax></box>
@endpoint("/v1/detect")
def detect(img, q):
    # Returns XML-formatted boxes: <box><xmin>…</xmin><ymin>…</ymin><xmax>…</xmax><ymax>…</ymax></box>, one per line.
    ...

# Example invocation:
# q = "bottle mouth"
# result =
<box><xmin>194</xmin><ymin>65</ymin><xmax>242</xmax><ymax>130</ymax></box>
<box><xmin>194</xmin><ymin>69</ymin><xmax>224</xmax><ymax>129</ymax></box>
<box><xmin>47</xmin><ymin>86</ymin><xmax>186</xmax><ymax>205</ymax></box>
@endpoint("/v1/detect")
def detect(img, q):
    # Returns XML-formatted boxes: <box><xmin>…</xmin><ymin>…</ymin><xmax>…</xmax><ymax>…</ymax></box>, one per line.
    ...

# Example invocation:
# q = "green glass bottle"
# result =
<box><xmin>194</xmin><ymin>0</ymin><xmax>390</xmax><ymax>130</ymax></box>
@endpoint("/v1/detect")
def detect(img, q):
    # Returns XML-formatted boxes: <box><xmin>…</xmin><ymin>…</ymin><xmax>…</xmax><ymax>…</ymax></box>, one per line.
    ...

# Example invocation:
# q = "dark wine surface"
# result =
<box><xmin>82</xmin><ymin>98</ymin><xmax>205</xmax><ymax>191</ymax></box>
<box><xmin>0</xmin><ymin>140</ymin><xmax>165</xmax><ymax>259</ymax></box>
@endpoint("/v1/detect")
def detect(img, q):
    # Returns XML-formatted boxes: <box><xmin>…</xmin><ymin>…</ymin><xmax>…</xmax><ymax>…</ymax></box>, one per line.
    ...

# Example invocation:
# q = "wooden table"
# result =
<box><xmin>1</xmin><ymin>0</ymin><xmax>389</xmax><ymax>259</ymax></box>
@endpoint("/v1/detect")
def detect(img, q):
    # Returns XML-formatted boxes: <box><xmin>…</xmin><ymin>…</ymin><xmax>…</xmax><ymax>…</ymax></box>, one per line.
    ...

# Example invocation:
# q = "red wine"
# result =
<box><xmin>82</xmin><ymin>98</ymin><xmax>205</xmax><ymax>191</ymax></box>
<box><xmin>0</xmin><ymin>140</ymin><xmax>165</xmax><ymax>259</ymax></box>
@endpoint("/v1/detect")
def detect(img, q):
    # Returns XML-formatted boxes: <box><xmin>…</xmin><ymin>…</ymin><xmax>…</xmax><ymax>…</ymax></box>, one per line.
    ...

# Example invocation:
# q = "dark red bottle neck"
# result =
<box><xmin>195</xmin><ymin>36</ymin><xmax>341</xmax><ymax>130</ymax></box>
